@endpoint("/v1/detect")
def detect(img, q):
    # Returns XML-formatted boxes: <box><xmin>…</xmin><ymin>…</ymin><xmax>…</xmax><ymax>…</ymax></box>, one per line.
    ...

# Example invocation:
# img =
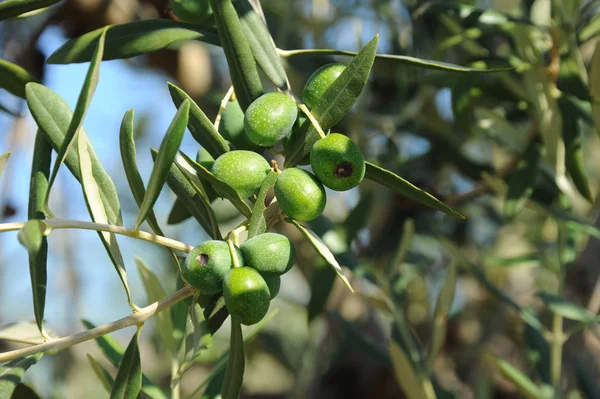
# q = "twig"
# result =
<box><xmin>0</xmin><ymin>285</ymin><xmax>195</xmax><ymax>363</ymax></box>
<box><xmin>214</xmin><ymin>86</ymin><xmax>235</xmax><ymax>131</ymax></box>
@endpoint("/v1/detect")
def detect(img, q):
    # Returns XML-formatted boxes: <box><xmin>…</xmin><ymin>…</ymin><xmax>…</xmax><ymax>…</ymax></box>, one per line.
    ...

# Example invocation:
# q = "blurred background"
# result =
<box><xmin>1</xmin><ymin>0</ymin><xmax>600</xmax><ymax>397</ymax></box>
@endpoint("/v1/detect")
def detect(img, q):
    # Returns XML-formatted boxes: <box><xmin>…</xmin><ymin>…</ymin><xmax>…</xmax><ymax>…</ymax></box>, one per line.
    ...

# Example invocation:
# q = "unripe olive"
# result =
<box><xmin>196</xmin><ymin>147</ymin><xmax>214</xmax><ymax>170</ymax></box>
<box><xmin>211</xmin><ymin>150</ymin><xmax>270</xmax><ymax>199</ymax></box>
<box><xmin>219</xmin><ymin>101</ymin><xmax>260</xmax><ymax>151</ymax></box>
<box><xmin>223</xmin><ymin>267</ymin><xmax>271</xmax><ymax>325</ymax></box>
<box><xmin>170</xmin><ymin>0</ymin><xmax>212</xmax><ymax>24</ymax></box>
<box><xmin>302</xmin><ymin>63</ymin><xmax>346</xmax><ymax>110</ymax></box>
<box><xmin>262</xmin><ymin>274</ymin><xmax>281</xmax><ymax>299</ymax></box>
<box><xmin>274</xmin><ymin>168</ymin><xmax>326</xmax><ymax>221</ymax></box>
<box><xmin>241</xmin><ymin>233</ymin><xmax>295</xmax><ymax>275</ymax></box>
<box><xmin>310</xmin><ymin>133</ymin><xmax>365</xmax><ymax>191</ymax></box>
<box><xmin>182</xmin><ymin>240</ymin><xmax>243</xmax><ymax>295</ymax></box>
<box><xmin>244</xmin><ymin>92</ymin><xmax>298</xmax><ymax>147</ymax></box>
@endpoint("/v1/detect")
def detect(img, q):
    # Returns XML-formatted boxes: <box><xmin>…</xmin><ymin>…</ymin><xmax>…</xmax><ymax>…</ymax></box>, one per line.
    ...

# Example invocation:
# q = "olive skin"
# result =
<box><xmin>170</xmin><ymin>0</ymin><xmax>212</xmax><ymax>24</ymax></box>
<box><xmin>223</xmin><ymin>267</ymin><xmax>271</xmax><ymax>325</ymax></box>
<box><xmin>262</xmin><ymin>274</ymin><xmax>281</xmax><ymax>299</ymax></box>
<box><xmin>241</xmin><ymin>233</ymin><xmax>295</xmax><ymax>275</ymax></box>
<box><xmin>219</xmin><ymin>101</ymin><xmax>260</xmax><ymax>152</ymax></box>
<box><xmin>244</xmin><ymin>92</ymin><xmax>298</xmax><ymax>147</ymax></box>
<box><xmin>211</xmin><ymin>150</ymin><xmax>270</xmax><ymax>199</ymax></box>
<box><xmin>274</xmin><ymin>168</ymin><xmax>326</xmax><ymax>221</ymax></box>
<box><xmin>182</xmin><ymin>241</ymin><xmax>243</xmax><ymax>295</ymax></box>
<box><xmin>310</xmin><ymin>133</ymin><xmax>365</xmax><ymax>191</ymax></box>
<box><xmin>302</xmin><ymin>63</ymin><xmax>346</xmax><ymax>110</ymax></box>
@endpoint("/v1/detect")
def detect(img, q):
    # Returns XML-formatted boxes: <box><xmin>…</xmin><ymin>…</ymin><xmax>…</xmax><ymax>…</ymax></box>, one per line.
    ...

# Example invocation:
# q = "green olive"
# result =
<box><xmin>223</xmin><ymin>267</ymin><xmax>271</xmax><ymax>325</ymax></box>
<box><xmin>302</xmin><ymin>63</ymin><xmax>346</xmax><ymax>110</ymax></box>
<box><xmin>244</xmin><ymin>92</ymin><xmax>298</xmax><ymax>147</ymax></box>
<box><xmin>219</xmin><ymin>101</ymin><xmax>260</xmax><ymax>152</ymax></box>
<box><xmin>211</xmin><ymin>150</ymin><xmax>271</xmax><ymax>199</ymax></box>
<box><xmin>310</xmin><ymin>133</ymin><xmax>365</xmax><ymax>191</ymax></box>
<box><xmin>182</xmin><ymin>240</ymin><xmax>243</xmax><ymax>295</ymax></box>
<box><xmin>274</xmin><ymin>168</ymin><xmax>326</xmax><ymax>221</ymax></box>
<box><xmin>241</xmin><ymin>233</ymin><xmax>295</xmax><ymax>275</ymax></box>
<box><xmin>170</xmin><ymin>0</ymin><xmax>212</xmax><ymax>24</ymax></box>
<box><xmin>261</xmin><ymin>274</ymin><xmax>281</xmax><ymax>299</ymax></box>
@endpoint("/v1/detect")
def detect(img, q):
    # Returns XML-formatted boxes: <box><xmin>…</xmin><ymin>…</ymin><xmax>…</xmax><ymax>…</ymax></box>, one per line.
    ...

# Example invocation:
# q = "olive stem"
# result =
<box><xmin>214</xmin><ymin>85</ymin><xmax>235</xmax><ymax>131</ymax></box>
<box><xmin>0</xmin><ymin>285</ymin><xmax>195</xmax><ymax>363</ymax></box>
<box><xmin>0</xmin><ymin>218</ymin><xmax>194</xmax><ymax>253</ymax></box>
<box><xmin>298</xmin><ymin>104</ymin><xmax>326</xmax><ymax>139</ymax></box>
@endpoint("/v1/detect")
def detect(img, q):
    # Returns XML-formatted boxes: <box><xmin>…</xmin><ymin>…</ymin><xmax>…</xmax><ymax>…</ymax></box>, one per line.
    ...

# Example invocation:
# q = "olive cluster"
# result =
<box><xmin>182</xmin><ymin>233</ymin><xmax>295</xmax><ymax>325</ymax></box>
<box><xmin>212</xmin><ymin>63</ymin><xmax>366</xmax><ymax>222</ymax></box>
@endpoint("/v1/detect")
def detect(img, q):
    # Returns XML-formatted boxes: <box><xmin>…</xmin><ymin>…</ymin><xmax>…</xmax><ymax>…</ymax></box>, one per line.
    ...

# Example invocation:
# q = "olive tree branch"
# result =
<box><xmin>0</xmin><ymin>218</ymin><xmax>194</xmax><ymax>253</ymax></box>
<box><xmin>298</xmin><ymin>104</ymin><xmax>326</xmax><ymax>139</ymax></box>
<box><xmin>0</xmin><ymin>284</ymin><xmax>195</xmax><ymax>363</ymax></box>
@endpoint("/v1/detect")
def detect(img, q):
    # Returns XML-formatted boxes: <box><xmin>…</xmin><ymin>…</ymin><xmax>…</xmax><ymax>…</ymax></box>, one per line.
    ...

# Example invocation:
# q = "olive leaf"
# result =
<box><xmin>505</xmin><ymin>140</ymin><xmax>541</xmax><ymax>219</ymax></box>
<box><xmin>247</xmin><ymin>171</ymin><xmax>277</xmax><ymax>239</ymax></box>
<box><xmin>0</xmin><ymin>59</ymin><xmax>38</xmax><ymax>98</ymax></box>
<box><xmin>176</xmin><ymin>152</ymin><xmax>252</xmax><ymax>218</ymax></box>
<box><xmin>233</xmin><ymin>0</ymin><xmax>288</xmax><ymax>89</ymax></box>
<box><xmin>167</xmin><ymin>198</ymin><xmax>192</xmax><ymax>225</ymax></box>
<box><xmin>82</xmin><ymin>320</ymin><xmax>168</xmax><ymax>399</ymax></box>
<box><xmin>209</xmin><ymin>0</ymin><xmax>263</xmax><ymax>110</ymax></box>
<box><xmin>135</xmin><ymin>258</ymin><xmax>176</xmax><ymax>352</ymax></box>
<box><xmin>484</xmin><ymin>354</ymin><xmax>552</xmax><ymax>399</ymax></box>
<box><xmin>536</xmin><ymin>292</ymin><xmax>595</xmax><ymax>323</ymax></box>
<box><xmin>284</xmin><ymin>35</ymin><xmax>378</xmax><ymax>167</ymax></box>
<box><xmin>135</xmin><ymin>100</ymin><xmax>190</xmax><ymax>230</ymax></box>
<box><xmin>168</xmin><ymin>83</ymin><xmax>230</xmax><ymax>158</ymax></box>
<box><xmin>0</xmin><ymin>353</ymin><xmax>44</xmax><ymax>398</ymax></box>
<box><xmin>288</xmin><ymin>219</ymin><xmax>353</xmax><ymax>292</ymax></box>
<box><xmin>427</xmin><ymin>261</ymin><xmax>457</xmax><ymax>370</ymax></box>
<box><xmin>87</xmin><ymin>353</ymin><xmax>114</xmax><ymax>393</ymax></box>
<box><xmin>110</xmin><ymin>329</ymin><xmax>143</xmax><ymax>399</ymax></box>
<box><xmin>220</xmin><ymin>316</ymin><xmax>245</xmax><ymax>399</ymax></box>
<box><xmin>48</xmin><ymin>20</ymin><xmax>220</xmax><ymax>64</ymax></box>
<box><xmin>388</xmin><ymin>342</ymin><xmax>436</xmax><ymax>399</ymax></box>
<box><xmin>119</xmin><ymin>109</ymin><xmax>163</xmax><ymax>235</ymax></box>
<box><xmin>0</xmin><ymin>152</ymin><xmax>10</xmax><ymax>179</ymax></box>
<box><xmin>26</xmin><ymin>84</ymin><xmax>122</xmax><ymax>225</ymax></box>
<box><xmin>46</xmin><ymin>28</ymin><xmax>107</xmax><ymax>213</ymax></box>
<box><xmin>78</xmin><ymin>130</ymin><xmax>133</xmax><ymax>308</ymax></box>
<box><xmin>365</xmin><ymin>162</ymin><xmax>465</xmax><ymax>219</ymax></box>
<box><xmin>307</xmin><ymin>261</ymin><xmax>336</xmax><ymax>322</ymax></box>
<box><xmin>0</xmin><ymin>0</ymin><xmax>59</xmax><ymax>20</ymax></box>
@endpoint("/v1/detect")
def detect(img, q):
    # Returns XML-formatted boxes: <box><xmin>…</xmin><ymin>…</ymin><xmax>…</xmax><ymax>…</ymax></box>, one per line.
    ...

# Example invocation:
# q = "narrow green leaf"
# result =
<box><xmin>119</xmin><ymin>109</ymin><xmax>164</xmax><ymax>235</ymax></box>
<box><xmin>135</xmin><ymin>258</ymin><xmax>176</xmax><ymax>352</ymax></box>
<box><xmin>168</xmin><ymin>83</ymin><xmax>230</xmax><ymax>158</ymax></box>
<box><xmin>289</xmin><ymin>220</ymin><xmax>353</xmax><ymax>292</ymax></box>
<box><xmin>579</xmin><ymin>13</ymin><xmax>600</xmax><ymax>43</ymax></box>
<box><xmin>110</xmin><ymin>329</ymin><xmax>142</xmax><ymax>399</ymax></box>
<box><xmin>209</xmin><ymin>0</ymin><xmax>263</xmax><ymax>110</ymax></box>
<box><xmin>167</xmin><ymin>198</ymin><xmax>193</xmax><ymax>225</ymax></box>
<box><xmin>87</xmin><ymin>353</ymin><xmax>114</xmax><ymax>393</ymax></box>
<box><xmin>279</xmin><ymin>47</ymin><xmax>510</xmax><ymax>73</ymax></box>
<box><xmin>10</xmin><ymin>383</ymin><xmax>42</xmax><ymax>398</ymax></box>
<box><xmin>365</xmin><ymin>162</ymin><xmax>464</xmax><ymax>219</ymax></box>
<box><xmin>485</xmin><ymin>354</ymin><xmax>551</xmax><ymax>399</ymax></box>
<box><xmin>0</xmin><ymin>59</ymin><xmax>38</xmax><ymax>98</ymax></box>
<box><xmin>48</xmin><ymin>20</ymin><xmax>220</xmax><ymax>64</ymax></box>
<box><xmin>486</xmin><ymin>253</ymin><xmax>540</xmax><ymax>268</ymax></box>
<box><xmin>589</xmin><ymin>40</ymin><xmax>600</xmax><ymax>139</ymax></box>
<box><xmin>18</xmin><ymin>220</ymin><xmax>44</xmax><ymax>254</ymax></box>
<box><xmin>505</xmin><ymin>140</ymin><xmax>541</xmax><ymax>218</ymax></box>
<box><xmin>135</xmin><ymin>100</ymin><xmax>189</xmax><ymax>230</ymax></box>
<box><xmin>0</xmin><ymin>0</ymin><xmax>58</xmax><ymax>20</ymax></box>
<box><xmin>427</xmin><ymin>262</ymin><xmax>457</xmax><ymax>369</ymax></box>
<box><xmin>389</xmin><ymin>342</ymin><xmax>436</xmax><ymax>399</ymax></box>
<box><xmin>0</xmin><ymin>152</ymin><xmax>10</xmax><ymax>179</ymax></box>
<box><xmin>26</xmin><ymin>132</ymin><xmax>51</xmax><ymax>336</ymax></box>
<box><xmin>536</xmin><ymin>292</ymin><xmax>594</xmax><ymax>323</ymax></box>
<box><xmin>220</xmin><ymin>317</ymin><xmax>245</xmax><ymax>399</ymax></box>
<box><xmin>82</xmin><ymin>320</ymin><xmax>168</xmax><ymax>399</ymax></box>
<box><xmin>172</xmin><ymin>297</ymin><xmax>212</xmax><ymax>385</ymax></box>
<box><xmin>284</xmin><ymin>35</ymin><xmax>378</xmax><ymax>167</ymax></box>
<box><xmin>559</xmin><ymin>96</ymin><xmax>593</xmax><ymax>202</ymax></box>
<box><xmin>0</xmin><ymin>353</ymin><xmax>43</xmax><ymax>398</ymax></box>
<box><xmin>152</xmin><ymin>150</ymin><xmax>222</xmax><ymax>239</ymax></box>
<box><xmin>524</xmin><ymin>323</ymin><xmax>551</xmax><ymax>384</ymax></box>
<box><xmin>307</xmin><ymin>261</ymin><xmax>336</xmax><ymax>322</ymax></box>
<box><xmin>177</xmin><ymin>152</ymin><xmax>252</xmax><ymax>218</ymax></box>
<box><xmin>46</xmin><ymin>28</ymin><xmax>107</xmax><ymax>212</ymax></box>
<box><xmin>557</xmin><ymin>52</ymin><xmax>589</xmax><ymax>101</ymax></box>
<box><xmin>26</xmin><ymin>83</ymin><xmax>122</xmax><ymax>225</ymax></box>
<box><xmin>576</xmin><ymin>359</ymin><xmax>600</xmax><ymax>398</ymax></box>
<box><xmin>78</xmin><ymin>130</ymin><xmax>133</xmax><ymax>307</ymax></box>
<box><xmin>233</xmin><ymin>0</ymin><xmax>287</xmax><ymax>89</ymax></box>
<box><xmin>247</xmin><ymin>171</ymin><xmax>277</xmax><ymax>239</ymax></box>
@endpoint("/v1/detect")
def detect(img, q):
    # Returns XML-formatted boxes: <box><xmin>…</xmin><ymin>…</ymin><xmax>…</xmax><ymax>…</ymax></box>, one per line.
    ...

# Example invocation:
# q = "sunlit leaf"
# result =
<box><xmin>247</xmin><ymin>171</ymin><xmax>277</xmax><ymax>239</ymax></box>
<box><xmin>135</xmin><ymin>100</ymin><xmax>189</xmax><ymax>230</ymax></box>
<box><xmin>389</xmin><ymin>342</ymin><xmax>436</xmax><ymax>399</ymax></box>
<box><xmin>110</xmin><ymin>329</ymin><xmax>142</xmax><ymax>399</ymax></box>
<box><xmin>0</xmin><ymin>353</ymin><xmax>43</xmax><ymax>398</ymax></box>
<box><xmin>536</xmin><ymin>292</ymin><xmax>595</xmax><ymax>323</ymax></box>
<box><xmin>485</xmin><ymin>354</ymin><xmax>552</xmax><ymax>399</ymax></box>
<box><xmin>0</xmin><ymin>59</ymin><xmax>38</xmax><ymax>98</ymax></box>
<box><xmin>48</xmin><ymin>20</ymin><xmax>220</xmax><ymax>64</ymax></box>
<box><xmin>18</xmin><ymin>220</ymin><xmax>44</xmax><ymax>255</ymax></box>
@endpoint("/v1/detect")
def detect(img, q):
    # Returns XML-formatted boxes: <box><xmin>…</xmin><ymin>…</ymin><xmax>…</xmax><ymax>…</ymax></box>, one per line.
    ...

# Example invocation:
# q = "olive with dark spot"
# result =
<box><xmin>182</xmin><ymin>240</ymin><xmax>243</xmax><ymax>294</ymax></box>
<box><xmin>310</xmin><ymin>133</ymin><xmax>365</xmax><ymax>191</ymax></box>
